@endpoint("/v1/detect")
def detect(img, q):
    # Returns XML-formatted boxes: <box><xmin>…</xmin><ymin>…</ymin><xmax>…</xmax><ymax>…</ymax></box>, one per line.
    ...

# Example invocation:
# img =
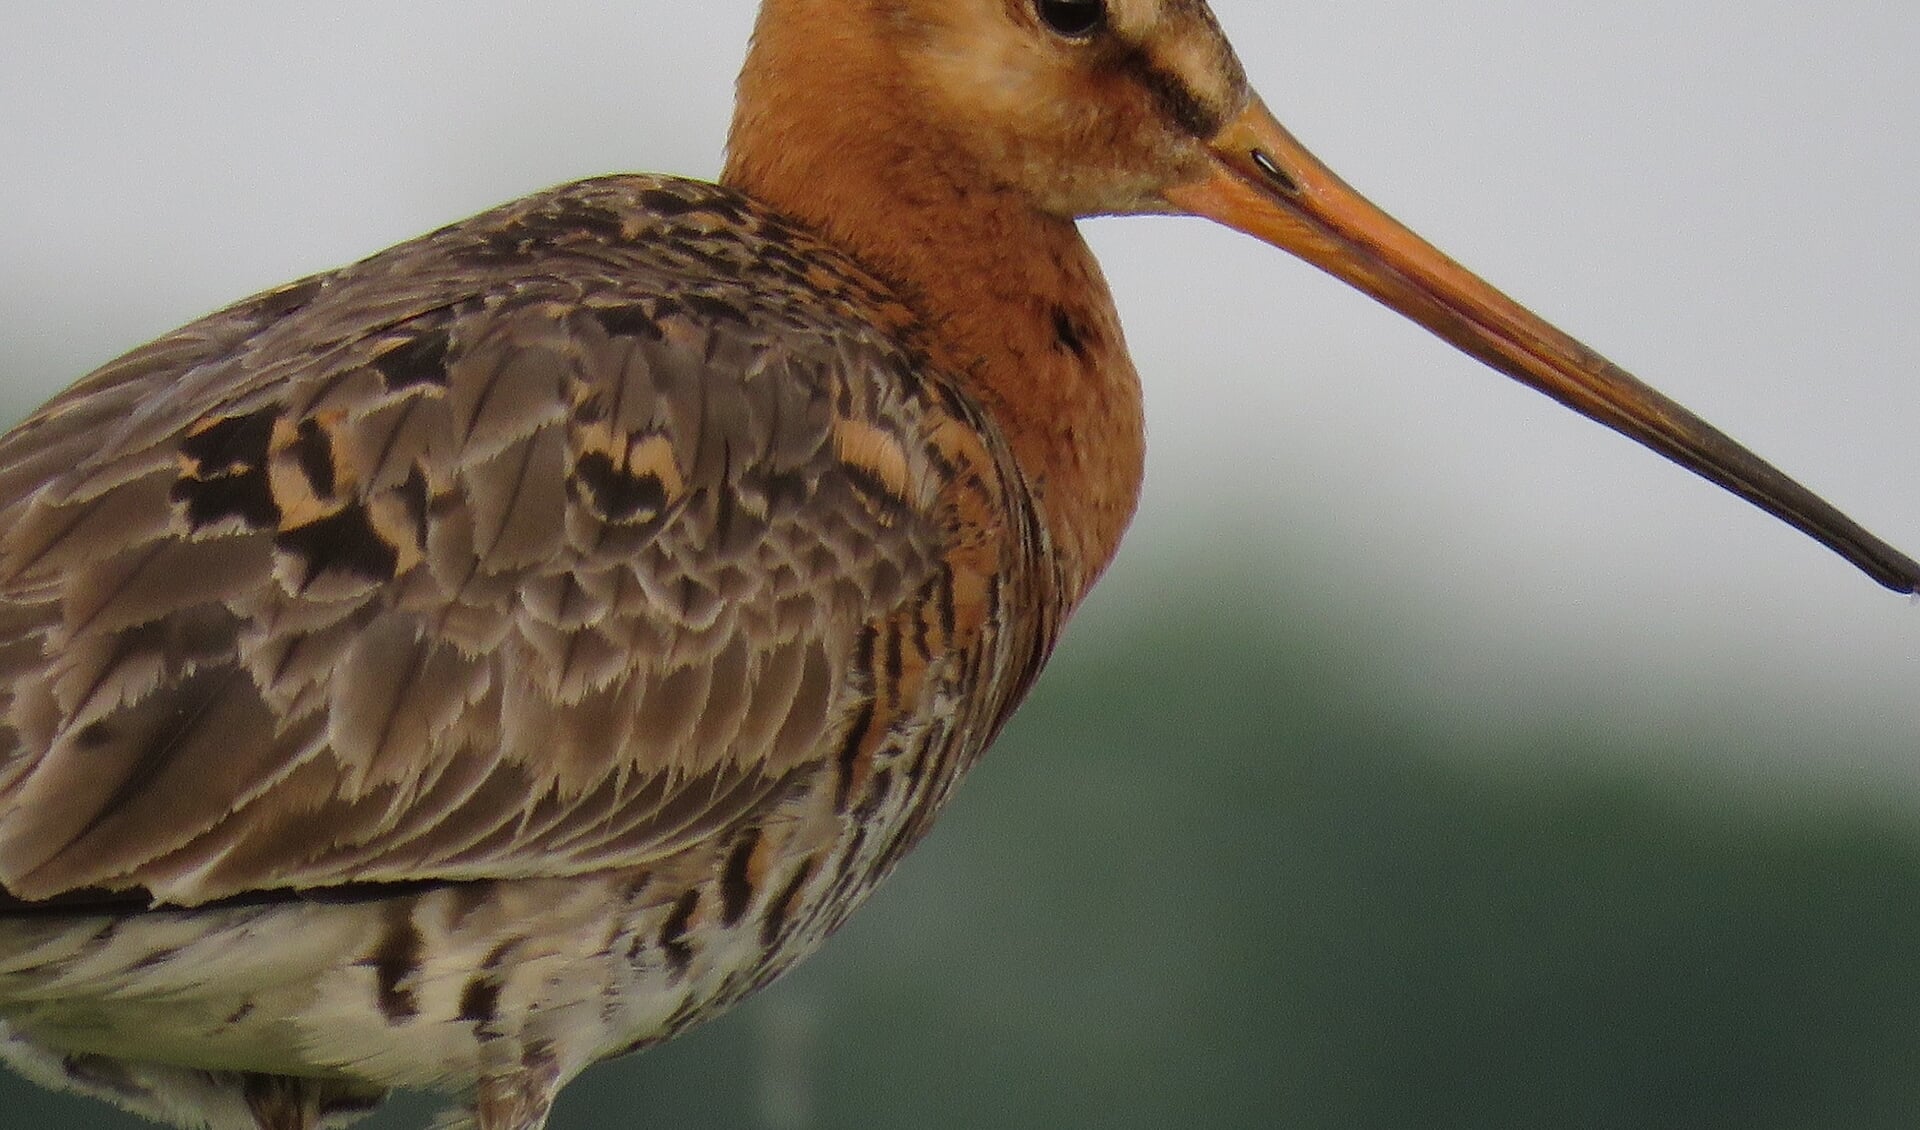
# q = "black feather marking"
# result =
<box><xmin>851</xmin><ymin>767</ymin><xmax>894</xmax><ymax>826</ymax></box>
<box><xmin>373</xmin><ymin>329</ymin><xmax>452</xmax><ymax>391</ymax></box>
<box><xmin>365</xmin><ymin>911</ymin><xmax>424</xmax><ymax>1022</ymax></box>
<box><xmin>276</xmin><ymin>506</ymin><xmax>399</xmax><ymax>586</ymax></box>
<box><xmin>720</xmin><ymin>828</ymin><xmax>761</xmax><ymax>927</ymax></box>
<box><xmin>175</xmin><ymin>408</ymin><xmax>283</xmax><ymax>529</ymax></box>
<box><xmin>537</xmin><ymin>201</ymin><xmax>627</xmax><ymax>241</ymax></box>
<box><xmin>759</xmin><ymin>857</ymin><xmax>816</xmax><ymax>950</ymax></box>
<box><xmin>592</xmin><ymin>305</ymin><xmax>663</xmax><ymax>341</ymax></box>
<box><xmin>573</xmin><ymin>451</ymin><xmax>667</xmax><ymax>524</ymax></box>
<box><xmin>291</xmin><ymin>418</ymin><xmax>337</xmax><ymax>498</ymax></box>
<box><xmin>825</xmin><ymin>824</ymin><xmax>869</xmax><ymax>908</ymax></box>
<box><xmin>457</xmin><ymin>976</ymin><xmax>502</xmax><ymax>1026</ymax></box>
<box><xmin>681</xmin><ymin>293</ymin><xmax>750</xmax><ymax>327</ymax></box>
<box><xmin>832</xmin><ymin>700</ymin><xmax>877</xmax><ymax>815</ymax></box>
<box><xmin>397</xmin><ymin>466</ymin><xmax>430</xmax><ymax>548</ymax></box>
<box><xmin>180</xmin><ymin>408</ymin><xmax>276</xmax><ymax>473</ymax></box>
<box><xmin>840</xmin><ymin>461</ymin><xmax>911</xmax><ymax>516</ymax></box>
<box><xmin>172</xmin><ymin>471</ymin><xmax>280</xmax><ymax>530</ymax></box>
<box><xmin>638</xmin><ymin>188</ymin><xmax>702</xmax><ymax>216</ymax></box>
<box><xmin>659</xmin><ymin>889</ymin><xmax>700</xmax><ymax>974</ymax></box>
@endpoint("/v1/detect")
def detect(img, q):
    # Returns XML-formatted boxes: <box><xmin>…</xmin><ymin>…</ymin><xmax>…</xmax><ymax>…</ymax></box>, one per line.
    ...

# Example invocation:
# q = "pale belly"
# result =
<box><xmin>0</xmin><ymin>780</ymin><xmax>915</xmax><ymax>1119</ymax></box>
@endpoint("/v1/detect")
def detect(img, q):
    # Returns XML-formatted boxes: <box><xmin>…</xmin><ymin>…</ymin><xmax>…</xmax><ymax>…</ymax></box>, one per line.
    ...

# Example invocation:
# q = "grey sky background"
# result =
<box><xmin>1</xmin><ymin>3</ymin><xmax>1916</xmax><ymax>788</ymax></box>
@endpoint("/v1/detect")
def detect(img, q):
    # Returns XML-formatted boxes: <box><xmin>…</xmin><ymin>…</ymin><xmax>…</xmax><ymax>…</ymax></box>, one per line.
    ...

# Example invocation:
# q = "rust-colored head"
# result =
<box><xmin>727</xmin><ymin>0</ymin><xmax>1246</xmax><ymax>222</ymax></box>
<box><xmin>730</xmin><ymin>0</ymin><xmax>1919</xmax><ymax>593</ymax></box>
<box><xmin>872</xmin><ymin>0</ymin><xmax>1249</xmax><ymax>216</ymax></box>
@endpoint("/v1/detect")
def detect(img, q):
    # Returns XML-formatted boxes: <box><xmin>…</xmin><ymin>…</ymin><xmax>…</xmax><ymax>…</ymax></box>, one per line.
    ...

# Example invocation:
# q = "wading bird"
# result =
<box><xmin>1</xmin><ymin>1</ymin><xmax>1914</xmax><ymax>1128</ymax></box>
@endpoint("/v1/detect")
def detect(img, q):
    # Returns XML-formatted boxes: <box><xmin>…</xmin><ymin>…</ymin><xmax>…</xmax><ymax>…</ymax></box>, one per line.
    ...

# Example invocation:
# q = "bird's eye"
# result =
<box><xmin>1035</xmin><ymin>0</ymin><xmax>1106</xmax><ymax>39</ymax></box>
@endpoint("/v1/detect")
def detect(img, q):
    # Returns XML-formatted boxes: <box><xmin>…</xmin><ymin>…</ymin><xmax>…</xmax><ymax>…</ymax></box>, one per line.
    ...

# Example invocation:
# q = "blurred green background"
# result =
<box><xmin>3</xmin><ymin>556</ymin><xmax>1917</xmax><ymax>1129</ymax></box>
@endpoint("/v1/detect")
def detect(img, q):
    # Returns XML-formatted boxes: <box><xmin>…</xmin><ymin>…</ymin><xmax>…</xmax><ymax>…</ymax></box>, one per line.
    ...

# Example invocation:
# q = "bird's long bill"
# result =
<box><xmin>1167</xmin><ymin>97</ymin><xmax>1920</xmax><ymax>594</ymax></box>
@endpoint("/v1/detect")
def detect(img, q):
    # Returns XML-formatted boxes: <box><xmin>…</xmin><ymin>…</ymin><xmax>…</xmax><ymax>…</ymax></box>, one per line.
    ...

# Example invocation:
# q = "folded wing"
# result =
<box><xmin>0</xmin><ymin>177</ymin><xmax>1043</xmax><ymax>908</ymax></box>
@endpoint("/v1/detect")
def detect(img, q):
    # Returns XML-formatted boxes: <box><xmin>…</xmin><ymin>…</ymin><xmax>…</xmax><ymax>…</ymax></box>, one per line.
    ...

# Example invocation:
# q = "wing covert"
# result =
<box><xmin>0</xmin><ymin>176</ymin><xmax>1042</xmax><ymax>908</ymax></box>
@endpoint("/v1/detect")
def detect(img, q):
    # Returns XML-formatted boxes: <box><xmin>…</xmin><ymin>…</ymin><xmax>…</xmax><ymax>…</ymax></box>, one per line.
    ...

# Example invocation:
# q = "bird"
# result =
<box><xmin>0</xmin><ymin>2</ymin><xmax>1914</xmax><ymax>1129</ymax></box>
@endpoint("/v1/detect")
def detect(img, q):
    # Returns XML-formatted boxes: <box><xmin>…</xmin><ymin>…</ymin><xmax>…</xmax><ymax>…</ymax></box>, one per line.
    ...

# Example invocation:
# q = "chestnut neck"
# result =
<box><xmin>720</xmin><ymin>2</ymin><xmax>1145</xmax><ymax>611</ymax></box>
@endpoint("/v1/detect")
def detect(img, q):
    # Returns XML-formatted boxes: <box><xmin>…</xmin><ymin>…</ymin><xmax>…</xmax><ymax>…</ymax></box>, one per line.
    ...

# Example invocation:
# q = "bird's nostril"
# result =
<box><xmin>1250</xmin><ymin>150</ymin><xmax>1301</xmax><ymax>197</ymax></box>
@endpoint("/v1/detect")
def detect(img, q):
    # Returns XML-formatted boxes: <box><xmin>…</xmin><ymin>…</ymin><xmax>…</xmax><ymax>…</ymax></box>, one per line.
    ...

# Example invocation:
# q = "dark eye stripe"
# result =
<box><xmin>1120</xmin><ymin>49</ymin><xmax>1224</xmax><ymax>138</ymax></box>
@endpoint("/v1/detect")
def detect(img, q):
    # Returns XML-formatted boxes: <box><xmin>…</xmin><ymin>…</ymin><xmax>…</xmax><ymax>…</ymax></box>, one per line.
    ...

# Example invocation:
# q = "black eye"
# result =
<box><xmin>1035</xmin><ymin>0</ymin><xmax>1106</xmax><ymax>39</ymax></box>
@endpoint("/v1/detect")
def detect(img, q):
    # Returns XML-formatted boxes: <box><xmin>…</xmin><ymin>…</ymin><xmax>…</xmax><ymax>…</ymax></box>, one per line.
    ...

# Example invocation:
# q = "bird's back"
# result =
<box><xmin>0</xmin><ymin>174</ymin><xmax>1058</xmax><ymax>1119</ymax></box>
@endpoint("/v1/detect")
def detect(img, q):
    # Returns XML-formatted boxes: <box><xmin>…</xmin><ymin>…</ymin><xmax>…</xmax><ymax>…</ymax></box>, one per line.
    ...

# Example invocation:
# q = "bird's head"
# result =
<box><xmin>875</xmin><ymin>0</ymin><xmax>1250</xmax><ymax>217</ymax></box>
<box><xmin>728</xmin><ymin>0</ymin><xmax>1249</xmax><ymax>220</ymax></box>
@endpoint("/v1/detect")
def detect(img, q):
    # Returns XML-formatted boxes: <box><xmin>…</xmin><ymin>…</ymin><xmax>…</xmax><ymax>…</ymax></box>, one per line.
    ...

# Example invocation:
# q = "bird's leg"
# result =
<box><xmin>241</xmin><ymin>1073</ymin><xmax>317</xmax><ymax>1130</ymax></box>
<box><xmin>472</xmin><ymin>1055</ymin><xmax>560</xmax><ymax>1130</ymax></box>
<box><xmin>473</xmin><ymin>1085</ymin><xmax>555</xmax><ymax>1130</ymax></box>
<box><xmin>241</xmin><ymin>1073</ymin><xmax>387</xmax><ymax>1129</ymax></box>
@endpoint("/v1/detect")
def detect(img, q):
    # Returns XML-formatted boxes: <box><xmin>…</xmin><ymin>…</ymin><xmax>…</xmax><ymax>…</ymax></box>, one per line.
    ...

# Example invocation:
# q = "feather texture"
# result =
<box><xmin>0</xmin><ymin>175</ymin><xmax>1054</xmax><ymax>909</ymax></box>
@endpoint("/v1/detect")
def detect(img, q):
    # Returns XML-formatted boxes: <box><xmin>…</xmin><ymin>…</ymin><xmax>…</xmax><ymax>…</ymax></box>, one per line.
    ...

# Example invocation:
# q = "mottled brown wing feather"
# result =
<box><xmin>0</xmin><ymin>176</ymin><xmax>1044</xmax><ymax>907</ymax></box>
